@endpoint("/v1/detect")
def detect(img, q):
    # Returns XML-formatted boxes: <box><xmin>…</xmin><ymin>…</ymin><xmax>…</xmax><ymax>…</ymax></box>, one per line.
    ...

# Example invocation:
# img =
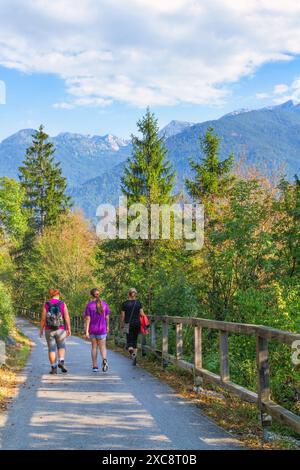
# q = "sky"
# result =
<box><xmin>1</xmin><ymin>0</ymin><xmax>300</xmax><ymax>141</ymax></box>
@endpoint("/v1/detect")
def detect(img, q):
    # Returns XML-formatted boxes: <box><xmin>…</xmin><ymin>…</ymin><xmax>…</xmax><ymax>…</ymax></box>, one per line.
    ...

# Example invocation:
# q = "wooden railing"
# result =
<box><xmin>19</xmin><ymin>308</ymin><xmax>300</xmax><ymax>435</ymax></box>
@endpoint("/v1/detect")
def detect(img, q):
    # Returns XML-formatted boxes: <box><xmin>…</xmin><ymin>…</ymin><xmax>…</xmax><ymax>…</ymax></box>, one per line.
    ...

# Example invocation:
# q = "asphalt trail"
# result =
<box><xmin>0</xmin><ymin>318</ymin><xmax>243</xmax><ymax>450</ymax></box>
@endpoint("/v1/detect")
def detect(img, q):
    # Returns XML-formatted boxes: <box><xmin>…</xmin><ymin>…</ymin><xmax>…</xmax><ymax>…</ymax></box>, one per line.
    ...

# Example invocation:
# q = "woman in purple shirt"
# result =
<box><xmin>85</xmin><ymin>288</ymin><xmax>110</xmax><ymax>372</ymax></box>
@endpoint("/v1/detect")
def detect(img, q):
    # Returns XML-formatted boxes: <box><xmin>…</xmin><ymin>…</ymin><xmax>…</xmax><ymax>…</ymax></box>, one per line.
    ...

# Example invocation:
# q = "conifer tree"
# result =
<box><xmin>121</xmin><ymin>108</ymin><xmax>175</xmax><ymax>206</ymax></box>
<box><xmin>120</xmin><ymin>109</ymin><xmax>175</xmax><ymax>313</ymax></box>
<box><xmin>19</xmin><ymin>125</ymin><xmax>71</xmax><ymax>234</ymax></box>
<box><xmin>185</xmin><ymin>126</ymin><xmax>234</xmax><ymax>215</ymax></box>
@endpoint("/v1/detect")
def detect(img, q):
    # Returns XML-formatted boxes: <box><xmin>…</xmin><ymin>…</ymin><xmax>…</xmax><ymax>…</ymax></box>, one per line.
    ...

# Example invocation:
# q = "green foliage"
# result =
<box><xmin>185</xmin><ymin>126</ymin><xmax>234</xmax><ymax>215</ymax></box>
<box><xmin>111</xmin><ymin>109</ymin><xmax>177</xmax><ymax>313</ymax></box>
<box><xmin>19</xmin><ymin>125</ymin><xmax>71</xmax><ymax>234</ymax></box>
<box><xmin>0</xmin><ymin>177</ymin><xmax>28</xmax><ymax>244</ymax></box>
<box><xmin>273</xmin><ymin>176</ymin><xmax>300</xmax><ymax>278</ymax></box>
<box><xmin>17</xmin><ymin>211</ymin><xmax>97</xmax><ymax>315</ymax></box>
<box><xmin>0</xmin><ymin>281</ymin><xmax>14</xmax><ymax>339</ymax></box>
<box><xmin>0</xmin><ymin>113</ymin><xmax>298</xmax><ymax>419</ymax></box>
<box><xmin>121</xmin><ymin>108</ymin><xmax>175</xmax><ymax>206</ymax></box>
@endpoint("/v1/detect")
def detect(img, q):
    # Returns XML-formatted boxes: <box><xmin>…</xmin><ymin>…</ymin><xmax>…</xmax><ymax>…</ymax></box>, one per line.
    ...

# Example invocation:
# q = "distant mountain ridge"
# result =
<box><xmin>0</xmin><ymin>129</ymin><xmax>131</xmax><ymax>186</ymax></box>
<box><xmin>1</xmin><ymin>101</ymin><xmax>300</xmax><ymax>219</ymax></box>
<box><xmin>158</xmin><ymin>120</ymin><xmax>194</xmax><ymax>138</ymax></box>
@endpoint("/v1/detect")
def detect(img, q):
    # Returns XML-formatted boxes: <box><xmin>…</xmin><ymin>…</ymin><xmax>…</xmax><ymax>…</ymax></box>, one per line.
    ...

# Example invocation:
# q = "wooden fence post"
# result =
<box><xmin>194</xmin><ymin>326</ymin><xmax>202</xmax><ymax>370</ymax></box>
<box><xmin>176</xmin><ymin>323</ymin><xmax>183</xmax><ymax>360</ymax></box>
<box><xmin>151</xmin><ymin>321</ymin><xmax>156</xmax><ymax>350</ymax></box>
<box><xmin>256</xmin><ymin>335</ymin><xmax>272</xmax><ymax>438</ymax></box>
<box><xmin>162</xmin><ymin>320</ymin><xmax>168</xmax><ymax>369</ymax></box>
<box><xmin>220</xmin><ymin>330</ymin><xmax>230</xmax><ymax>382</ymax></box>
<box><xmin>256</xmin><ymin>335</ymin><xmax>270</xmax><ymax>404</ymax></box>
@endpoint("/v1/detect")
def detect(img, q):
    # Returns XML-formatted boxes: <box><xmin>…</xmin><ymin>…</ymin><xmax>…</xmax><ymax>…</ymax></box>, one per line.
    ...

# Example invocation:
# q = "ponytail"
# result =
<box><xmin>90</xmin><ymin>288</ymin><xmax>103</xmax><ymax>315</ymax></box>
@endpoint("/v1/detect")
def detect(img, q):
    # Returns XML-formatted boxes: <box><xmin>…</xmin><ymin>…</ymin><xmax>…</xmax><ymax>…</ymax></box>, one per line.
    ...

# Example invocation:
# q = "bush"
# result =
<box><xmin>0</xmin><ymin>281</ymin><xmax>14</xmax><ymax>339</ymax></box>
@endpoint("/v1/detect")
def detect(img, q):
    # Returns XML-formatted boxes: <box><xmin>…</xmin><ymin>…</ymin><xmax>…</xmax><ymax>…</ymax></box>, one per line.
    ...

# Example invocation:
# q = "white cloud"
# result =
<box><xmin>257</xmin><ymin>77</ymin><xmax>300</xmax><ymax>104</ymax></box>
<box><xmin>1</xmin><ymin>1</ymin><xmax>300</xmax><ymax>108</ymax></box>
<box><xmin>256</xmin><ymin>93</ymin><xmax>270</xmax><ymax>100</ymax></box>
<box><xmin>273</xmin><ymin>84</ymin><xmax>289</xmax><ymax>95</ymax></box>
<box><xmin>53</xmin><ymin>102</ymin><xmax>74</xmax><ymax>109</ymax></box>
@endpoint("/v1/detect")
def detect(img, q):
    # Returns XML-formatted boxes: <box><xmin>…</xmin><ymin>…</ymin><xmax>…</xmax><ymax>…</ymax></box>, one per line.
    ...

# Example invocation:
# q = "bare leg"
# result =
<box><xmin>91</xmin><ymin>339</ymin><xmax>98</xmax><ymax>367</ymax></box>
<box><xmin>97</xmin><ymin>339</ymin><xmax>107</xmax><ymax>360</ymax></box>
<box><xmin>58</xmin><ymin>348</ymin><xmax>65</xmax><ymax>362</ymax></box>
<box><xmin>48</xmin><ymin>351</ymin><xmax>56</xmax><ymax>366</ymax></box>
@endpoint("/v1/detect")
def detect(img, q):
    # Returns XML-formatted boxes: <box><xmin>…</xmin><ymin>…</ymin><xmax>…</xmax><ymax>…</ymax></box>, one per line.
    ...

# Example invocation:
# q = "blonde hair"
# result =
<box><xmin>128</xmin><ymin>288</ymin><xmax>137</xmax><ymax>298</ymax></box>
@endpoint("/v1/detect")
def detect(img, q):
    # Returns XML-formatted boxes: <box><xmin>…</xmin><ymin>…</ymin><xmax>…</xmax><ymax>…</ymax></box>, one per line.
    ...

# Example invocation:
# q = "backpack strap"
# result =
<box><xmin>46</xmin><ymin>301</ymin><xmax>63</xmax><ymax>311</ymax></box>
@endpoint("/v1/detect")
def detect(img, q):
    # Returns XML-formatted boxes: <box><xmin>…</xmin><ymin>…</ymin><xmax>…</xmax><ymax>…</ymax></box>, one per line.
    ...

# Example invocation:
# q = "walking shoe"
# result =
<box><xmin>50</xmin><ymin>366</ymin><xmax>57</xmax><ymax>375</ymax></box>
<box><xmin>58</xmin><ymin>362</ymin><xmax>68</xmax><ymax>373</ymax></box>
<box><xmin>102</xmin><ymin>359</ymin><xmax>109</xmax><ymax>372</ymax></box>
<box><xmin>92</xmin><ymin>367</ymin><xmax>99</xmax><ymax>372</ymax></box>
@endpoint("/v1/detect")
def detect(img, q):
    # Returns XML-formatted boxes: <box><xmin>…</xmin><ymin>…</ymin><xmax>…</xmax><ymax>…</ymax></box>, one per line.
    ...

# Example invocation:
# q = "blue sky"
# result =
<box><xmin>1</xmin><ymin>1</ymin><xmax>300</xmax><ymax>141</ymax></box>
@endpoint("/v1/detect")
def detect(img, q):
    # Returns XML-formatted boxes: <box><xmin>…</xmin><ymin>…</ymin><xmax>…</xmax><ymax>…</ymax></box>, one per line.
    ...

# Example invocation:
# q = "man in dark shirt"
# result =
<box><xmin>120</xmin><ymin>288</ymin><xmax>144</xmax><ymax>366</ymax></box>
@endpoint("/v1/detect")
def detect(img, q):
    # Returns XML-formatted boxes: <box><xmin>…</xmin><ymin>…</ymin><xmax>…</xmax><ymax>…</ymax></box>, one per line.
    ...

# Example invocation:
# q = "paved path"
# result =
<box><xmin>0</xmin><ymin>318</ymin><xmax>243</xmax><ymax>450</ymax></box>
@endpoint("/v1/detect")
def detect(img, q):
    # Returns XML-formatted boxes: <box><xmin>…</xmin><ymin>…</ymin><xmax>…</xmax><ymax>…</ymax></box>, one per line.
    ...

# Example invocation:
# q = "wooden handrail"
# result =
<box><xmin>18</xmin><ymin>308</ymin><xmax>300</xmax><ymax>435</ymax></box>
<box><xmin>150</xmin><ymin>315</ymin><xmax>300</xmax><ymax>346</ymax></box>
<box><xmin>146</xmin><ymin>315</ymin><xmax>300</xmax><ymax>435</ymax></box>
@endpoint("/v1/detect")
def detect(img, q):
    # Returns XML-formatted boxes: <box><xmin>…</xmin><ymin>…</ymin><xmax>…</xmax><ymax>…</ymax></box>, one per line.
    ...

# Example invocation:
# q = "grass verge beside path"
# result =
<box><xmin>107</xmin><ymin>339</ymin><xmax>300</xmax><ymax>451</ymax></box>
<box><xmin>0</xmin><ymin>329</ymin><xmax>32</xmax><ymax>413</ymax></box>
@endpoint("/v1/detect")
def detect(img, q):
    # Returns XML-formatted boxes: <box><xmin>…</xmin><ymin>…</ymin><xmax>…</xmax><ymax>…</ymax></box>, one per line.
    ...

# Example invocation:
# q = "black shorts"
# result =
<box><xmin>126</xmin><ymin>323</ymin><xmax>140</xmax><ymax>349</ymax></box>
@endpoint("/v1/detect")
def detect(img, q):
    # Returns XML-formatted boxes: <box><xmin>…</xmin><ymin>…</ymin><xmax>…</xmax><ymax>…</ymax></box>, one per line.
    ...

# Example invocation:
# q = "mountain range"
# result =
<box><xmin>0</xmin><ymin>100</ymin><xmax>300</xmax><ymax>219</ymax></box>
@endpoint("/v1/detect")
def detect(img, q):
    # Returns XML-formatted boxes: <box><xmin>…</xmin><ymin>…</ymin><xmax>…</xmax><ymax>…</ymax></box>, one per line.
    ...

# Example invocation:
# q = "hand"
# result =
<box><xmin>85</xmin><ymin>332</ymin><xmax>90</xmax><ymax>339</ymax></box>
<box><xmin>39</xmin><ymin>330</ymin><xmax>44</xmax><ymax>338</ymax></box>
<box><xmin>66</xmin><ymin>329</ymin><xmax>71</xmax><ymax>337</ymax></box>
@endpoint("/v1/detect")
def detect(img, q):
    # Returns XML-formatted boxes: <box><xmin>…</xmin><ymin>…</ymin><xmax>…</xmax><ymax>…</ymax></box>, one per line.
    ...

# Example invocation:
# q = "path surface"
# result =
<box><xmin>0</xmin><ymin>318</ymin><xmax>243</xmax><ymax>450</ymax></box>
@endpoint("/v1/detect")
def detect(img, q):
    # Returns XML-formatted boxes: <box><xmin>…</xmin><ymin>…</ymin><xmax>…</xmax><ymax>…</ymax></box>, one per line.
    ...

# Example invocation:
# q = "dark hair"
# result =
<box><xmin>90</xmin><ymin>288</ymin><xmax>103</xmax><ymax>314</ymax></box>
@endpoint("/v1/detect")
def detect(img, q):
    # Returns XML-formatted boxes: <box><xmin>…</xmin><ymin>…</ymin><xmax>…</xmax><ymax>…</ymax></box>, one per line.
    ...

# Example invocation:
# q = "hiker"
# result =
<box><xmin>120</xmin><ymin>288</ymin><xmax>145</xmax><ymax>366</ymax></box>
<box><xmin>85</xmin><ymin>288</ymin><xmax>110</xmax><ymax>373</ymax></box>
<box><xmin>40</xmin><ymin>288</ymin><xmax>71</xmax><ymax>375</ymax></box>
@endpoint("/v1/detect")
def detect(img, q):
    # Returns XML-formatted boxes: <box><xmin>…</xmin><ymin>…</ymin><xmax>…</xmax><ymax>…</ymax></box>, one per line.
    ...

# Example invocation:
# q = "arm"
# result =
<box><xmin>85</xmin><ymin>316</ymin><xmax>91</xmax><ymax>338</ymax></box>
<box><xmin>64</xmin><ymin>304</ymin><xmax>72</xmax><ymax>337</ymax></box>
<box><xmin>106</xmin><ymin>315</ymin><xmax>110</xmax><ymax>334</ymax></box>
<box><xmin>40</xmin><ymin>305</ymin><xmax>46</xmax><ymax>337</ymax></box>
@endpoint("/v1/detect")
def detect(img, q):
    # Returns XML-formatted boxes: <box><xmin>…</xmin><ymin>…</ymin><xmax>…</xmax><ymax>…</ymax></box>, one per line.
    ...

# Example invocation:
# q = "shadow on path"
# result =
<box><xmin>0</xmin><ymin>319</ymin><xmax>243</xmax><ymax>450</ymax></box>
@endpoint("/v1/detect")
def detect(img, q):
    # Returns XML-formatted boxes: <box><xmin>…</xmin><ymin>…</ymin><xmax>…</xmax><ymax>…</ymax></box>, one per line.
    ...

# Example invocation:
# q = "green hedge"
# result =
<box><xmin>0</xmin><ymin>282</ymin><xmax>14</xmax><ymax>339</ymax></box>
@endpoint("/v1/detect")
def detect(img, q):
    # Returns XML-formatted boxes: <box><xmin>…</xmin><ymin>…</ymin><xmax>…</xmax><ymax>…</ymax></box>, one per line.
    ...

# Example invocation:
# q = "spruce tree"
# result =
<box><xmin>120</xmin><ymin>109</ymin><xmax>175</xmax><ymax>313</ymax></box>
<box><xmin>121</xmin><ymin>108</ymin><xmax>175</xmax><ymax>206</ymax></box>
<box><xmin>185</xmin><ymin>126</ymin><xmax>234</xmax><ymax>215</ymax></box>
<box><xmin>19</xmin><ymin>125</ymin><xmax>71</xmax><ymax>234</ymax></box>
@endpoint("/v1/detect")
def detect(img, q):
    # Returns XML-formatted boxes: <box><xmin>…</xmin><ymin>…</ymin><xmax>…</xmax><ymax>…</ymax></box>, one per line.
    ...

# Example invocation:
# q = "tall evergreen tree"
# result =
<box><xmin>19</xmin><ymin>125</ymin><xmax>71</xmax><ymax>233</ymax></box>
<box><xmin>121</xmin><ymin>108</ymin><xmax>175</xmax><ymax>206</ymax></box>
<box><xmin>119</xmin><ymin>109</ymin><xmax>175</xmax><ymax>313</ymax></box>
<box><xmin>185</xmin><ymin>126</ymin><xmax>234</xmax><ymax>215</ymax></box>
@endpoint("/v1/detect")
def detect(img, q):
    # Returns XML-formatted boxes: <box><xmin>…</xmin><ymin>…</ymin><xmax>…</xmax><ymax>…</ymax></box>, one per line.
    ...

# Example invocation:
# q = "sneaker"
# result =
<box><xmin>92</xmin><ymin>367</ymin><xmax>99</xmax><ymax>372</ymax></box>
<box><xmin>50</xmin><ymin>366</ymin><xmax>57</xmax><ymax>375</ymax></box>
<box><xmin>132</xmin><ymin>354</ymin><xmax>137</xmax><ymax>366</ymax></box>
<box><xmin>58</xmin><ymin>362</ymin><xmax>68</xmax><ymax>374</ymax></box>
<box><xmin>102</xmin><ymin>359</ymin><xmax>109</xmax><ymax>372</ymax></box>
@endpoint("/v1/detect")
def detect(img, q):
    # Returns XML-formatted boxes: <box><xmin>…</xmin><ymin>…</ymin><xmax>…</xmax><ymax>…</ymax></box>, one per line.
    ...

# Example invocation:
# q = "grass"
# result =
<box><xmin>0</xmin><ymin>329</ymin><xmax>32</xmax><ymax>413</ymax></box>
<box><xmin>107</xmin><ymin>338</ymin><xmax>300</xmax><ymax>451</ymax></box>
